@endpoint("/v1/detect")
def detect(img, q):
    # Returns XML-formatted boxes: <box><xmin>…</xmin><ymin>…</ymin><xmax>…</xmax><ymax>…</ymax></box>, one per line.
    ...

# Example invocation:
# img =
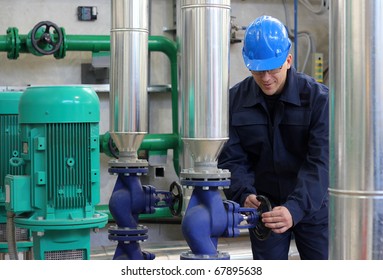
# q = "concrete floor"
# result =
<box><xmin>90</xmin><ymin>222</ymin><xmax>300</xmax><ymax>260</ymax></box>
<box><xmin>0</xmin><ymin>221</ymin><xmax>299</xmax><ymax>260</ymax></box>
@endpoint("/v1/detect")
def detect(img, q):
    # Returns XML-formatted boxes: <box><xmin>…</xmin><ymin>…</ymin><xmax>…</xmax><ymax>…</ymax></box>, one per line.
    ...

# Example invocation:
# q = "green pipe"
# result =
<box><xmin>95</xmin><ymin>204</ymin><xmax>178</xmax><ymax>221</ymax></box>
<box><xmin>65</xmin><ymin>34</ymin><xmax>110</xmax><ymax>52</ymax></box>
<box><xmin>0</xmin><ymin>27</ymin><xmax>181</xmax><ymax>174</ymax></box>
<box><xmin>1</xmin><ymin>28</ymin><xmax>181</xmax><ymax>220</ymax></box>
<box><xmin>63</xmin><ymin>35</ymin><xmax>180</xmax><ymax>173</ymax></box>
<box><xmin>100</xmin><ymin>132</ymin><xmax>178</xmax><ymax>159</ymax></box>
<box><xmin>0</xmin><ymin>35</ymin><xmax>9</xmax><ymax>51</ymax></box>
<box><xmin>139</xmin><ymin>133</ymin><xmax>179</xmax><ymax>151</ymax></box>
<box><xmin>146</xmin><ymin>36</ymin><xmax>180</xmax><ymax>175</ymax></box>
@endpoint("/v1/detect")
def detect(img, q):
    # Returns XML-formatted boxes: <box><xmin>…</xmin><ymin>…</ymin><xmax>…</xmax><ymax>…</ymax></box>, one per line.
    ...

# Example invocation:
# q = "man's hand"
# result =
<box><xmin>244</xmin><ymin>195</ymin><xmax>293</xmax><ymax>234</ymax></box>
<box><xmin>261</xmin><ymin>206</ymin><xmax>293</xmax><ymax>233</ymax></box>
<box><xmin>244</xmin><ymin>194</ymin><xmax>261</xmax><ymax>208</ymax></box>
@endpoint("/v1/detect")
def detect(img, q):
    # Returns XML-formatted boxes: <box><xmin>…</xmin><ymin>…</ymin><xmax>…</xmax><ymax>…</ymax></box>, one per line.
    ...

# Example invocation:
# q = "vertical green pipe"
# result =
<box><xmin>1</xmin><ymin>30</ymin><xmax>181</xmax><ymax>219</ymax></box>
<box><xmin>0</xmin><ymin>30</ymin><xmax>180</xmax><ymax>174</ymax></box>
<box><xmin>0</xmin><ymin>28</ymin><xmax>180</xmax><ymax>174</ymax></box>
<box><xmin>147</xmin><ymin>36</ymin><xmax>180</xmax><ymax>175</ymax></box>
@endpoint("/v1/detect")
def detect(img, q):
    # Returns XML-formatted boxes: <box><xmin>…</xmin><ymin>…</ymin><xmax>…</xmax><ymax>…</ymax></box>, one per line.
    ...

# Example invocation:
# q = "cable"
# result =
<box><xmin>299</xmin><ymin>0</ymin><xmax>328</xmax><ymax>15</ymax></box>
<box><xmin>6</xmin><ymin>211</ymin><xmax>19</xmax><ymax>260</ymax></box>
<box><xmin>282</xmin><ymin>0</ymin><xmax>315</xmax><ymax>73</ymax></box>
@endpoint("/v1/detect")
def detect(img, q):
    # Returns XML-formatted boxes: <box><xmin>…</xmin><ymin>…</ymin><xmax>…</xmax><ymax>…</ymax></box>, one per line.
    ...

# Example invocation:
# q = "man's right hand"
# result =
<box><xmin>244</xmin><ymin>194</ymin><xmax>261</xmax><ymax>209</ymax></box>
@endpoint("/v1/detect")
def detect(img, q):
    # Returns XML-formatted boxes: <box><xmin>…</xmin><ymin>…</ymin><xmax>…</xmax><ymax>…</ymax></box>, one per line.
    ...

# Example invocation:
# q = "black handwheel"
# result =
<box><xmin>251</xmin><ymin>195</ymin><xmax>272</xmax><ymax>241</ymax></box>
<box><xmin>169</xmin><ymin>181</ymin><xmax>183</xmax><ymax>216</ymax></box>
<box><xmin>31</xmin><ymin>21</ymin><xmax>63</xmax><ymax>55</ymax></box>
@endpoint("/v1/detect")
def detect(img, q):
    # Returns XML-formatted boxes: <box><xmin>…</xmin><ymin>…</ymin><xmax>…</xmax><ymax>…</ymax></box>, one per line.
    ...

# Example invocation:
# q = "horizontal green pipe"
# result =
<box><xmin>139</xmin><ymin>133</ymin><xmax>179</xmax><ymax>151</ymax></box>
<box><xmin>100</xmin><ymin>132</ymin><xmax>179</xmax><ymax>154</ymax></box>
<box><xmin>65</xmin><ymin>35</ymin><xmax>110</xmax><ymax>52</ymax></box>
<box><xmin>0</xmin><ymin>31</ymin><xmax>177</xmax><ymax>60</ymax></box>
<box><xmin>0</xmin><ymin>29</ymin><xmax>181</xmax><ymax>175</ymax></box>
<box><xmin>95</xmin><ymin>204</ymin><xmax>177</xmax><ymax>221</ymax></box>
<box><xmin>1</xmin><ymin>29</ymin><xmax>182</xmax><ymax>221</ymax></box>
<box><xmin>65</xmin><ymin>35</ymin><xmax>178</xmax><ymax>61</ymax></box>
<box><xmin>0</xmin><ymin>35</ymin><xmax>8</xmax><ymax>51</ymax></box>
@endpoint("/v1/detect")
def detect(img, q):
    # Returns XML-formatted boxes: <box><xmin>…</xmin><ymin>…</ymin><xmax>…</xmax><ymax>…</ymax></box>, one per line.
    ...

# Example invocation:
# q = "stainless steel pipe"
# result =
<box><xmin>178</xmin><ymin>0</ymin><xmax>230</xmax><ymax>171</ymax></box>
<box><xmin>329</xmin><ymin>0</ymin><xmax>383</xmax><ymax>259</ymax></box>
<box><xmin>109</xmin><ymin>0</ymin><xmax>148</xmax><ymax>157</ymax></box>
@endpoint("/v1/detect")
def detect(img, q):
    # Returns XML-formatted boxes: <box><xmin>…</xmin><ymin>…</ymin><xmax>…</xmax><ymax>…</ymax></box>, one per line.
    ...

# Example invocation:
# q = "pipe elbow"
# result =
<box><xmin>182</xmin><ymin>205</ymin><xmax>218</xmax><ymax>255</ymax></box>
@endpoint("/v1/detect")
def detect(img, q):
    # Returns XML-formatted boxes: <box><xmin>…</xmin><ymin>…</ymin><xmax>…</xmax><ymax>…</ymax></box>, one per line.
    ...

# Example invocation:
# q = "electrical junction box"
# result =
<box><xmin>5</xmin><ymin>175</ymin><xmax>31</xmax><ymax>214</ymax></box>
<box><xmin>77</xmin><ymin>6</ymin><xmax>97</xmax><ymax>21</ymax></box>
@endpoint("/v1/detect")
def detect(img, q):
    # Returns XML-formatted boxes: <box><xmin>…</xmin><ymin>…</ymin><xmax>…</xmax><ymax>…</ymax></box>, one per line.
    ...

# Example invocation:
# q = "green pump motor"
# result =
<box><xmin>4</xmin><ymin>86</ymin><xmax>108</xmax><ymax>260</ymax></box>
<box><xmin>0</xmin><ymin>91</ymin><xmax>32</xmax><ymax>259</ymax></box>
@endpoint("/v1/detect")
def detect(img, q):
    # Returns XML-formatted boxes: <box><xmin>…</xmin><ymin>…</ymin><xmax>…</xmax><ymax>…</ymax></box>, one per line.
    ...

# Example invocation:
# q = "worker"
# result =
<box><xmin>218</xmin><ymin>15</ymin><xmax>329</xmax><ymax>260</ymax></box>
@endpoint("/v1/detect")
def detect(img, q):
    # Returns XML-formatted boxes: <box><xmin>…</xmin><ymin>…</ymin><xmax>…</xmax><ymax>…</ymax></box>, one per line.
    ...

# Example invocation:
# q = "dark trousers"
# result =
<box><xmin>249</xmin><ymin>207</ymin><xmax>328</xmax><ymax>260</ymax></box>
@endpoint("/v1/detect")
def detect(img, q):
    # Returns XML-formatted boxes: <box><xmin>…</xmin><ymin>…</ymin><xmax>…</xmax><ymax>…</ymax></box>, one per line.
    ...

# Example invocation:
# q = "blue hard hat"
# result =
<box><xmin>242</xmin><ymin>15</ymin><xmax>291</xmax><ymax>71</ymax></box>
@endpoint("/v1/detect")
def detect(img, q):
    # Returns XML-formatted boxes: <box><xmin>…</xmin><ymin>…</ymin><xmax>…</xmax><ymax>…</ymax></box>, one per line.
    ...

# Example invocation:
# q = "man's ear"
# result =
<box><xmin>286</xmin><ymin>54</ymin><xmax>293</xmax><ymax>69</ymax></box>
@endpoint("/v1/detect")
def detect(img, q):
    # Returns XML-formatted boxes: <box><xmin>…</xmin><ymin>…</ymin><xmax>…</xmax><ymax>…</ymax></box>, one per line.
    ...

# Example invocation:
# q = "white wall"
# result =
<box><xmin>0</xmin><ymin>0</ymin><xmax>329</xmax><ymax>86</ymax></box>
<box><xmin>230</xmin><ymin>0</ymin><xmax>329</xmax><ymax>86</ymax></box>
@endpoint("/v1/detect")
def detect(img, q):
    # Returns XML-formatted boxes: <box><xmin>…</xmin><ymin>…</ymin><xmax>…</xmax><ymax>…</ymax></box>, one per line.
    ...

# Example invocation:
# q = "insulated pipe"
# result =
<box><xmin>109</xmin><ymin>0</ymin><xmax>149</xmax><ymax>159</ymax></box>
<box><xmin>178</xmin><ymin>0</ymin><xmax>230</xmax><ymax>170</ymax></box>
<box><xmin>107</xmin><ymin>0</ymin><xmax>153</xmax><ymax>261</ymax></box>
<box><xmin>178</xmin><ymin>0</ymin><xmax>231</xmax><ymax>259</ymax></box>
<box><xmin>329</xmin><ymin>0</ymin><xmax>383</xmax><ymax>259</ymax></box>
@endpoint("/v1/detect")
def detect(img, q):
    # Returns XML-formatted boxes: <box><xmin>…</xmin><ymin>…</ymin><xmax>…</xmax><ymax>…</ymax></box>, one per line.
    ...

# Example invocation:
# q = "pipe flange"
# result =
<box><xmin>180</xmin><ymin>168</ymin><xmax>230</xmax><ymax>189</ymax></box>
<box><xmin>54</xmin><ymin>27</ymin><xmax>67</xmax><ymax>59</ymax></box>
<box><xmin>180</xmin><ymin>168</ymin><xmax>231</xmax><ymax>179</ymax></box>
<box><xmin>180</xmin><ymin>250</ymin><xmax>230</xmax><ymax>260</ymax></box>
<box><xmin>108</xmin><ymin>225</ymin><xmax>149</xmax><ymax>243</ymax></box>
<box><xmin>180</xmin><ymin>178</ymin><xmax>230</xmax><ymax>189</ymax></box>
<box><xmin>6</xmin><ymin>27</ymin><xmax>20</xmax><ymax>59</ymax></box>
<box><xmin>108</xmin><ymin>166</ymin><xmax>148</xmax><ymax>176</ymax></box>
<box><xmin>108</xmin><ymin>159</ymin><xmax>148</xmax><ymax>175</ymax></box>
<box><xmin>180</xmin><ymin>168</ymin><xmax>230</xmax><ymax>180</ymax></box>
<box><xmin>109</xmin><ymin>158</ymin><xmax>148</xmax><ymax>168</ymax></box>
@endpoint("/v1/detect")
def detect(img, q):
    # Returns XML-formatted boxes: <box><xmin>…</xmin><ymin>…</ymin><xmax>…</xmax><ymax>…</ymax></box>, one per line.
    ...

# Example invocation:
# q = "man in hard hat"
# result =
<box><xmin>218</xmin><ymin>15</ymin><xmax>329</xmax><ymax>260</ymax></box>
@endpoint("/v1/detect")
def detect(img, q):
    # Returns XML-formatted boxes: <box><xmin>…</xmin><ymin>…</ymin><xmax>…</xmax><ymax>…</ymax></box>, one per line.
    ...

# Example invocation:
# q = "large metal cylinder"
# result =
<box><xmin>109</xmin><ymin>0</ymin><xmax>148</xmax><ymax>156</ymax></box>
<box><xmin>178</xmin><ymin>0</ymin><xmax>230</xmax><ymax>170</ymax></box>
<box><xmin>329</xmin><ymin>0</ymin><xmax>383</xmax><ymax>259</ymax></box>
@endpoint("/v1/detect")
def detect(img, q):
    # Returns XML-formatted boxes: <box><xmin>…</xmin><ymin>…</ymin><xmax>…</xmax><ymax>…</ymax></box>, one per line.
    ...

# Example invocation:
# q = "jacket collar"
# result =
<box><xmin>243</xmin><ymin>67</ymin><xmax>301</xmax><ymax>108</ymax></box>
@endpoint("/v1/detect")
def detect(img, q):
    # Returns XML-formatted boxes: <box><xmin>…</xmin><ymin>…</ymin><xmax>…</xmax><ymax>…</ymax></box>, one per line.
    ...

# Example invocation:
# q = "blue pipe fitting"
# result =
<box><xmin>181</xmin><ymin>187</ymin><xmax>229</xmax><ymax>260</ymax></box>
<box><xmin>223</xmin><ymin>201</ymin><xmax>260</xmax><ymax>236</ymax></box>
<box><xmin>180</xmin><ymin>179</ymin><xmax>261</xmax><ymax>260</ymax></box>
<box><xmin>108</xmin><ymin>167</ymin><xmax>156</xmax><ymax>260</ymax></box>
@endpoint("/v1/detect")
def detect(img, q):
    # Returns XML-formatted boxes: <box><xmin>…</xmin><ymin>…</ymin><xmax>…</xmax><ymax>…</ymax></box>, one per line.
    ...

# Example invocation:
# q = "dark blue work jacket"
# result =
<box><xmin>218</xmin><ymin>67</ymin><xmax>329</xmax><ymax>225</ymax></box>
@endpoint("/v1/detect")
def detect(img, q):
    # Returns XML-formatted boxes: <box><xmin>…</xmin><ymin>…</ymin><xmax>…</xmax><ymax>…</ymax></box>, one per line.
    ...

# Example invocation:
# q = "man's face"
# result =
<box><xmin>250</xmin><ymin>54</ymin><xmax>292</xmax><ymax>96</ymax></box>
